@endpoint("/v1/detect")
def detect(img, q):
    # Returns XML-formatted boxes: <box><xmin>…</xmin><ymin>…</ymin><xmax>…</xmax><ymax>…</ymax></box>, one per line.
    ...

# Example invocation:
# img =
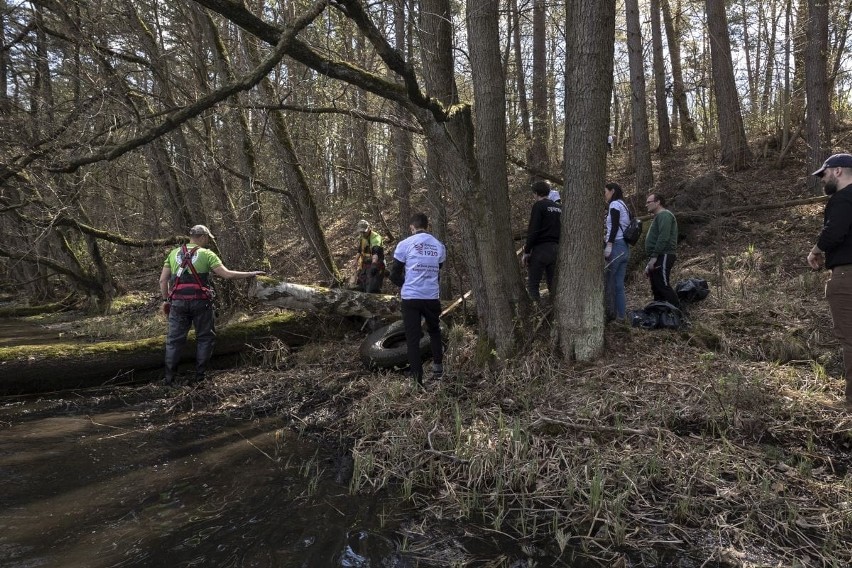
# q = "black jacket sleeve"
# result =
<box><xmin>607</xmin><ymin>208</ymin><xmax>621</xmax><ymax>243</ymax></box>
<box><xmin>389</xmin><ymin>259</ymin><xmax>405</xmax><ymax>287</ymax></box>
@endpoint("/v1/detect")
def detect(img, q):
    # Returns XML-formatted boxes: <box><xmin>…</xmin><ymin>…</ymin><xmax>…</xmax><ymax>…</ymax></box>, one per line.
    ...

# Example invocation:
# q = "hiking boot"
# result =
<box><xmin>162</xmin><ymin>375</ymin><xmax>175</xmax><ymax>386</ymax></box>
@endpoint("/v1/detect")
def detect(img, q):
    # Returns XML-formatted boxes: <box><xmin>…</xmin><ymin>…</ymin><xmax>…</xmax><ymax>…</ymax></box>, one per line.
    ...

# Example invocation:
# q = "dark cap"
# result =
<box><xmin>811</xmin><ymin>153</ymin><xmax>852</xmax><ymax>177</ymax></box>
<box><xmin>189</xmin><ymin>224</ymin><xmax>215</xmax><ymax>239</ymax></box>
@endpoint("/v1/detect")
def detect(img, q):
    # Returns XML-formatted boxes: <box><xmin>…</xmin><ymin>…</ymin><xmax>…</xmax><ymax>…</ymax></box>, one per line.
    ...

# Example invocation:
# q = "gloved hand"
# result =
<box><xmin>521</xmin><ymin>253</ymin><xmax>530</xmax><ymax>267</ymax></box>
<box><xmin>604</xmin><ymin>243</ymin><xmax>613</xmax><ymax>259</ymax></box>
<box><xmin>161</xmin><ymin>301</ymin><xmax>171</xmax><ymax>316</ymax></box>
<box><xmin>645</xmin><ymin>257</ymin><xmax>657</xmax><ymax>275</ymax></box>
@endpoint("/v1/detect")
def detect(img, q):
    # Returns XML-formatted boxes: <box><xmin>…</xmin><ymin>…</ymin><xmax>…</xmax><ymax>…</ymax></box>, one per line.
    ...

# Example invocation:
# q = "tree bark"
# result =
<box><xmin>805</xmin><ymin>0</ymin><xmax>831</xmax><ymax>194</ymax></box>
<box><xmin>660</xmin><ymin>0</ymin><xmax>697</xmax><ymax>144</ymax></box>
<box><xmin>625</xmin><ymin>0</ymin><xmax>654</xmax><ymax>192</ymax></box>
<box><xmin>706</xmin><ymin>0</ymin><xmax>753</xmax><ymax>171</ymax></box>
<box><xmin>650</xmin><ymin>0</ymin><xmax>672</xmax><ymax>155</ymax></box>
<box><xmin>558</xmin><ymin>0</ymin><xmax>615</xmax><ymax>361</ymax></box>
<box><xmin>530</xmin><ymin>0</ymin><xmax>549</xmax><ymax>173</ymax></box>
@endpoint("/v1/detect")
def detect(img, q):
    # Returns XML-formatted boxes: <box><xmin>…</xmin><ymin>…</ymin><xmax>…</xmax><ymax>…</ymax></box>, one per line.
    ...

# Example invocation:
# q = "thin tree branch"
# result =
<box><xmin>47</xmin><ymin>0</ymin><xmax>329</xmax><ymax>174</ymax></box>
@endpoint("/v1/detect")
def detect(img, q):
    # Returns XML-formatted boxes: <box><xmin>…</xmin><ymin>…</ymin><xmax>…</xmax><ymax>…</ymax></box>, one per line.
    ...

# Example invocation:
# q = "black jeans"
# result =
<box><xmin>164</xmin><ymin>299</ymin><xmax>215</xmax><ymax>380</ymax></box>
<box><xmin>528</xmin><ymin>242</ymin><xmax>558</xmax><ymax>301</ymax></box>
<box><xmin>649</xmin><ymin>253</ymin><xmax>680</xmax><ymax>307</ymax></box>
<box><xmin>401</xmin><ymin>299</ymin><xmax>443</xmax><ymax>382</ymax></box>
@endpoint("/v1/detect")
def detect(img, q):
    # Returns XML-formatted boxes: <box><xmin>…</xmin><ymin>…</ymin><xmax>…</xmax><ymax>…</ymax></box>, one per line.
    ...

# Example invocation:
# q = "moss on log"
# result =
<box><xmin>0</xmin><ymin>312</ymin><xmax>327</xmax><ymax>395</ymax></box>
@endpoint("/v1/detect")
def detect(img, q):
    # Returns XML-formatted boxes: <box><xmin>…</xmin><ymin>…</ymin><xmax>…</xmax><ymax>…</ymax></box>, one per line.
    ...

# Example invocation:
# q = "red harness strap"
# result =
<box><xmin>168</xmin><ymin>245</ymin><xmax>212</xmax><ymax>301</ymax></box>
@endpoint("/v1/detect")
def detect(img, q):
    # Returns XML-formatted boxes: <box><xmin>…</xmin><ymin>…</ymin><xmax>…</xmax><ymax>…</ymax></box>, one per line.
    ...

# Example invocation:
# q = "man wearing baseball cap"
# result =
<box><xmin>159</xmin><ymin>225</ymin><xmax>265</xmax><ymax>385</ymax></box>
<box><xmin>807</xmin><ymin>153</ymin><xmax>852</xmax><ymax>407</ymax></box>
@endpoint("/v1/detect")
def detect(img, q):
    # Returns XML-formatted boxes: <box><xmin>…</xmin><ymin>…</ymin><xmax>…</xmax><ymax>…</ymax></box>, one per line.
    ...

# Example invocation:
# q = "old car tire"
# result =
<box><xmin>360</xmin><ymin>320</ymin><xmax>443</xmax><ymax>370</ymax></box>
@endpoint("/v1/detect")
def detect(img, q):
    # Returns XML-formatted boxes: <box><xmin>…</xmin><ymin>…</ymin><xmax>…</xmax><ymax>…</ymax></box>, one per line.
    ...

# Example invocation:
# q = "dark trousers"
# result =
<box><xmin>356</xmin><ymin>264</ymin><xmax>385</xmax><ymax>293</ymax></box>
<box><xmin>528</xmin><ymin>242</ymin><xmax>558</xmax><ymax>301</ymax></box>
<box><xmin>401</xmin><ymin>299</ymin><xmax>443</xmax><ymax>382</ymax></box>
<box><xmin>164</xmin><ymin>299</ymin><xmax>215</xmax><ymax>380</ymax></box>
<box><xmin>649</xmin><ymin>253</ymin><xmax>680</xmax><ymax>307</ymax></box>
<box><xmin>827</xmin><ymin>265</ymin><xmax>852</xmax><ymax>402</ymax></box>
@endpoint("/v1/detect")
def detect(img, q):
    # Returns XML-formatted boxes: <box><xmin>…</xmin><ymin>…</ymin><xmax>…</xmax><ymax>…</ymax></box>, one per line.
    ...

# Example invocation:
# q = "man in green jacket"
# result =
<box><xmin>644</xmin><ymin>193</ymin><xmax>680</xmax><ymax>307</ymax></box>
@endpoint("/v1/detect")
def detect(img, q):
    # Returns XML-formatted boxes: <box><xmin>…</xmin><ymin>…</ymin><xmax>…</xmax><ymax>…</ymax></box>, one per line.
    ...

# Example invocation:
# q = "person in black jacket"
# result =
<box><xmin>522</xmin><ymin>180</ymin><xmax>561</xmax><ymax>302</ymax></box>
<box><xmin>807</xmin><ymin>153</ymin><xmax>852</xmax><ymax>406</ymax></box>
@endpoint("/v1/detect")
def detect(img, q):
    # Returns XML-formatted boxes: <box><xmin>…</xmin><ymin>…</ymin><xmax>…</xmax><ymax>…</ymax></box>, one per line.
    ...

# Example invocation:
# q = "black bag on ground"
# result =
<box><xmin>630</xmin><ymin>301</ymin><xmax>685</xmax><ymax>330</ymax></box>
<box><xmin>675</xmin><ymin>278</ymin><xmax>710</xmax><ymax>304</ymax></box>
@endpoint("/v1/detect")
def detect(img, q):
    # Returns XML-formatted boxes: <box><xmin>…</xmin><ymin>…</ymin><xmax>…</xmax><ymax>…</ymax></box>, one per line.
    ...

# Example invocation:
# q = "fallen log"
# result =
<box><xmin>0</xmin><ymin>312</ymin><xmax>345</xmax><ymax>395</ymax></box>
<box><xmin>250</xmin><ymin>277</ymin><xmax>403</xmax><ymax>319</ymax></box>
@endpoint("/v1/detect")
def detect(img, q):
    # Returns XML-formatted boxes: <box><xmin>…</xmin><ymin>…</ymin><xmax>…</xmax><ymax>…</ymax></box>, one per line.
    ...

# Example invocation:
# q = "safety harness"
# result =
<box><xmin>167</xmin><ymin>245</ymin><xmax>213</xmax><ymax>301</ymax></box>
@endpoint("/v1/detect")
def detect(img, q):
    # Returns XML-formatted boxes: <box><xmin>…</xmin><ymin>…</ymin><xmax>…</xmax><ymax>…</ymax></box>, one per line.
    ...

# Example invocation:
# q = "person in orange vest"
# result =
<box><xmin>159</xmin><ymin>225</ymin><xmax>264</xmax><ymax>385</ymax></box>
<box><xmin>353</xmin><ymin>219</ymin><xmax>385</xmax><ymax>293</ymax></box>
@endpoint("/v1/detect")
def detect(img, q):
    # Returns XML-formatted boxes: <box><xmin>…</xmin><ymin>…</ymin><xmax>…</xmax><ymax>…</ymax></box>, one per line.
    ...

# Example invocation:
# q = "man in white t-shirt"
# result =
<box><xmin>388</xmin><ymin>212</ymin><xmax>447</xmax><ymax>386</ymax></box>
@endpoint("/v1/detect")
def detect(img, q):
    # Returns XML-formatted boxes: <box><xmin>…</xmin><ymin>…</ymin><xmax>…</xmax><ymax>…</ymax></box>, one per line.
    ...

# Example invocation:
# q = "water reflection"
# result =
<box><xmin>0</xmin><ymin>392</ymin><xmax>414</xmax><ymax>568</ymax></box>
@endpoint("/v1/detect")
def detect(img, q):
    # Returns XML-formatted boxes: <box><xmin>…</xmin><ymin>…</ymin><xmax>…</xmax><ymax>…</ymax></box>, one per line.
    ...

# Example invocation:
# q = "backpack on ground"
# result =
<box><xmin>630</xmin><ymin>301</ymin><xmax>685</xmax><ymax>330</ymax></box>
<box><xmin>675</xmin><ymin>278</ymin><xmax>710</xmax><ymax>304</ymax></box>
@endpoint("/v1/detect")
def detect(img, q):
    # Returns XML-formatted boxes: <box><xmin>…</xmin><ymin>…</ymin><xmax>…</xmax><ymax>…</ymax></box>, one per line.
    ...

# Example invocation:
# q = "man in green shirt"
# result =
<box><xmin>353</xmin><ymin>219</ymin><xmax>385</xmax><ymax>293</ymax></box>
<box><xmin>159</xmin><ymin>225</ymin><xmax>265</xmax><ymax>385</ymax></box>
<box><xmin>644</xmin><ymin>193</ymin><xmax>680</xmax><ymax>307</ymax></box>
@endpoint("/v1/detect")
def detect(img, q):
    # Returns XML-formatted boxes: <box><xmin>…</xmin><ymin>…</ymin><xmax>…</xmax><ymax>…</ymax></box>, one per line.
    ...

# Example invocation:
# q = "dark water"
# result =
<box><xmin>0</xmin><ymin>390</ymin><xmax>415</xmax><ymax>568</ymax></box>
<box><xmin>0</xmin><ymin>386</ymin><xmax>589</xmax><ymax>568</ymax></box>
<box><xmin>0</xmin><ymin>318</ymin><xmax>69</xmax><ymax>347</ymax></box>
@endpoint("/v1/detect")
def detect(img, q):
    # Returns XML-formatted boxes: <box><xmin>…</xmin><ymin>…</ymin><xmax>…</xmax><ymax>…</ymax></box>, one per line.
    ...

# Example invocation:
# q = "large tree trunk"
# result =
<box><xmin>805</xmin><ymin>0</ymin><xmax>831</xmax><ymax>194</ymax></box>
<box><xmin>625</xmin><ymin>0</ymin><xmax>654</xmax><ymax>192</ymax></box>
<box><xmin>706</xmin><ymin>0</ymin><xmax>753</xmax><ymax>171</ymax></box>
<box><xmin>557</xmin><ymin>0</ymin><xmax>615</xmax><ymax>361</ymax></box>
<box><xmin>465</xmin><ymin>0</ymin><xmax>528</xmax><ymax>353</ymax></box>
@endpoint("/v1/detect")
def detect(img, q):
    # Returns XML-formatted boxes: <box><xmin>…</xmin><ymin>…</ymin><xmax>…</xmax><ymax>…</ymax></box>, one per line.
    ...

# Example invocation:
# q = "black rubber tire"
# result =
<box><xmin>360</xmin><ymin>320</ymin><xmax>442</xmax><ymax>370</ymax></box>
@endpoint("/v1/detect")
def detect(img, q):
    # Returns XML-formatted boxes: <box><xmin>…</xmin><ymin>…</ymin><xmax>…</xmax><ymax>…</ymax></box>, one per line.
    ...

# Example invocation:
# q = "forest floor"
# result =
<box><xmin>3</xmin><ymin>144</ymin><xmax>852</xmax><ymax>567</ymax></box>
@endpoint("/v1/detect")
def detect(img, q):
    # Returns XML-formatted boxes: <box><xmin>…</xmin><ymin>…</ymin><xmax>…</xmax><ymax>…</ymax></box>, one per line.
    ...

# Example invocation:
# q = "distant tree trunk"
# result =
<box><xmin>760</xmin><ymin>1</ymin><xmax>780</xmax><ymax>118</ymax></box>
<box><xmin>530</xmin><ymin>0</ymin><xmax>549</xmax><ymax>173</ymax></box>
<box><xmin>791</xmin><ymin>0</ymin><xmax>807</xmax><ymax>126</ymax></box>
<box><xmin>739</xmin><ymin>0</ymin><xmax>757</xmax><ymax>115</ymax></box>
<box><xmin>650</xmin><ymin>0</ymin><xmax>672</xmax><ymax>155</ymax></box>
<box><xmin>242</xmin><ymin>40</ymin><xmax>342</xmax><ymax>285</ymax></box>
<box><xmin>706</xmin><ymin>0</ymin><xmax>753</xmax><ymax>170</ymax></box>
<box><xmin>625</xmin><ymin>0</ymin><xmax>654</xmax><ymax>192</ymax></box>
<box><xmin>392</xmin><ymin>0</ymin><xmax>413</xmax><ymax>238</ymax></box>
<box><xmin>510</xmin><ymin>0</ymin><xmax>531</xmax><ymax>144</ymax></box>
<box><xmin>660</xmin><ymin>0</ymin><xmax>697</xmax><ymax>144</ymax></box>
<box><xmin>204</xmin><ymin>17</ymin><xmax>265</xmax><ymax>267</ymax></box>
<box><xmin>805</xmin><ymin>0</ymin><xmax>831</xmax><ymax>194</ymax></box>
<box><xmin>558</xmin><ymin>0</ymin><xmax>615</xmax><ymax>361</ymax></box>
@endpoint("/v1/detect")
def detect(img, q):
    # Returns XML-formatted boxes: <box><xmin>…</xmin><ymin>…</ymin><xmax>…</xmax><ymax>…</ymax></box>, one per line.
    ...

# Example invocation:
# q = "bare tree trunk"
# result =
<box><xmin>530</xmin><ymin>0</ymin><xmax>549</xmax><ymax>173</ymax></box>
<box><xmin>510</xmin><ymin>0</ymin><xmax>531</xmax><ymax>145</ymax></box>
<box><xmin>625</xmin><ymin>0</ymin><xmax>654</xmax><ymax>192</ymax></box>
<box><xmin>465</xmin><ymin>0</ymin><xmax>528</xmax><ymax>351</ymax></box>
<box><xmin>660</xmin><ymin>0</ymin><xmax>697</xmax><ymax>143</ymax></box>
<box><xmin>558</xmin><ymin>0</ymin><xmax>616</xmax><ymax>361</ymax></box>
<box><xmin>706</xmin><ymin>0</ymin><xmax>753</xmax><ymax>170</ymax></box>
<box><xmin>419</xmin><ymin>0</ymin><xmax>456</xmax><ymax>299</ymax></box>
<box><xmin>650</xmin><ymin>0</ymin><xmax>672</xmax><ymax>155</ymax></box>
<box><xmin>392</xmin><ymin>0</ymin><xmax>413</xmax><ymax>238</ymax></box>
<box><xmin>805</xmin><ymin>0</ymin><xmax>831</xmax><ymax>194</ymax></box>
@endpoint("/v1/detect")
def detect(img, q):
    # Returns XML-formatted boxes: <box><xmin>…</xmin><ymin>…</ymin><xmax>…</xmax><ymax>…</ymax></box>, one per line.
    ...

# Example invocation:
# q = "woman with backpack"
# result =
<box><xmin>604</xmin><ymin>182</ymin><xmax>631</xmax><ymax>321</ymax></box>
